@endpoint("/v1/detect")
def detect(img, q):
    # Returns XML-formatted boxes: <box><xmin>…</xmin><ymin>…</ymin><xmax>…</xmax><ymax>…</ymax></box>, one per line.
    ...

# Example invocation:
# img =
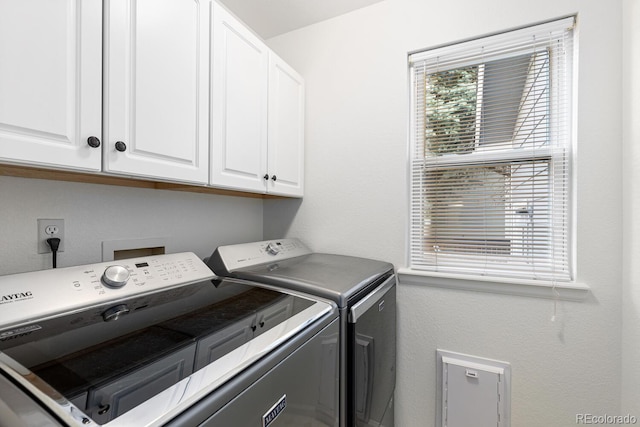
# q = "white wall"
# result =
<box><xmin>265</xmin><ymin>0</ymin><xmax>624</xmax><ymax>426</ymax></box>
<box><xmin>622</xmin><ymin>0</ymin><xmax>640</xmax><ymax>415</ymax></box>
<box><xmin>0</xmin><ymin>176</ymin><xmax>263</xmax><ymax>275</ymax></box>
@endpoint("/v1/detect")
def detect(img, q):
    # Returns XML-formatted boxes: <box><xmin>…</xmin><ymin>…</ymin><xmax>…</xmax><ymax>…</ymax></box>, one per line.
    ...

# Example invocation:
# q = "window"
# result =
<box><xmin>409</xmin><ymin>18</ymin><xmax>575</xmax><ymax>282</ymax></box>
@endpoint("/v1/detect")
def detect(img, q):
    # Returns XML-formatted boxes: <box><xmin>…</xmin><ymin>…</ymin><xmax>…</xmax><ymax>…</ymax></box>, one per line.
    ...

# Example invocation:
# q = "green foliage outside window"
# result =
<box><xmin>425</xmin><ymin>66</ymin><xmax>479</xmax><ymax>156</ymax></box>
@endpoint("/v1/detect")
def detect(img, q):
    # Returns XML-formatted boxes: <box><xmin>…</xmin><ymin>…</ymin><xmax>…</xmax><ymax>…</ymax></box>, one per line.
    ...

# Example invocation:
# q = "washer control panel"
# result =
<box><xmin>0</xmin><ymin>252</ymin><xmax>214</xmax><ymax>331</ymax></box>
<box><xmin>208</xmin><ymin>238</ymin><xmax>312</xmax><ymax>274</ymax></box>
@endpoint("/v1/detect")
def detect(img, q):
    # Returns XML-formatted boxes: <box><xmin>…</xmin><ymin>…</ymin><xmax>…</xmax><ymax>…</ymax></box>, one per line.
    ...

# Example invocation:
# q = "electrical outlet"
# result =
<box><xmin>38</xmin><ymin>219</ymin><xmax>65</xmax><ymax>254</ymax></box>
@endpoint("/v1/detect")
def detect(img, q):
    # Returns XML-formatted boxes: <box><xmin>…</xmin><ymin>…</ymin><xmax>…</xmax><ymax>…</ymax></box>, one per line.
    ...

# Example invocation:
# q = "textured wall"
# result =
<box><xmin>265</xmin><ymin>0</ymin><xmax>624</xmax><ymax>425</ymax></box>
<box><xmin>0</xmin><ymin>176</ymin><xmax>263</xmax><ymax>275</ymax></box>
<box><xmin>622</xmin><ymin>0</ymin><xmax>640</xmax><ymax>415</ymax></box>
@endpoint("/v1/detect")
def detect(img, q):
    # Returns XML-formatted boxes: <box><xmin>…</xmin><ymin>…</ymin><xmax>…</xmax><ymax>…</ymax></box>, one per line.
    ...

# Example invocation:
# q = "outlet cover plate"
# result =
<box><xmin>38</xmin><ymin>219</ymin><xmax>65</xmax><ymax>254</ymax></box>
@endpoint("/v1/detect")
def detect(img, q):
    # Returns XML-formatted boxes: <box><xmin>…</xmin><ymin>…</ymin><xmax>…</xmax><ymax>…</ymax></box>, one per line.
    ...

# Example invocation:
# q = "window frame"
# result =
<box><xmin>406</xmin><ymin>17</ymin><xmax>577</xmax><ymax>286</ymax></box>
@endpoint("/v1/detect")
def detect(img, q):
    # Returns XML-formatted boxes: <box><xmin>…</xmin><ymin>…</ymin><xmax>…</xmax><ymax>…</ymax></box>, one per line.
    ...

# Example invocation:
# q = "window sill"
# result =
<box><xmin>396</xmin><ymin>268</ymin><xmax>590</xmax><ymax>301</ymax></box>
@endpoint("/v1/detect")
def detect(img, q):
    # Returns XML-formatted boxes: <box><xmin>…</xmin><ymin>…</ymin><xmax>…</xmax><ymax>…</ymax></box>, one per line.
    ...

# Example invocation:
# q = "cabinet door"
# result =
<box><xmin>87</xmin><ymin>343</ymin><xmax>196</xmax><ymax>424</ymax></box>
<box><xmin>194</xmin><ymin>314</ymin><xmax>254</xmax><ymax>371</ymax></box>
<box><xmin>104</xmin><ymin>0</ymin><xmax>210</xmax><ymax>184</ymax></box>
<box><xmin>0</xmin><ymin>0</ymin><xmax>102</xmax><ymax>172</ymax></box>
<box><xmin>210</xmin><ymin>2</ymin><xmax>269</xmax><ymax>192</ymax></box>
<box><xmin>254</xmin><ymin>295</ymin><xmax>293</xmax><ymax>337</ymax></box>
<box><xmin>267</xmin><ymin>53</ymin><xmax>305</xmax><ymax>197</ymax></box>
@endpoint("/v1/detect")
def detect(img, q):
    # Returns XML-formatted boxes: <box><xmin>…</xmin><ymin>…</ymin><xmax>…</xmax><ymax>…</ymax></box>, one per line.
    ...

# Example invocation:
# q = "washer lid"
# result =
<box><xmin>209</xmin><ymin>240</ymin><xmax>394</xmax><ymax>307</ymax></box>
<box><xmin>0</xmin><ymin>280</ymin><xmax>334</xmax><ymax>427</ymax></box>
<box><xmin>0</xmin><ymin>252</ymin><xmax>335</xmax><ymax>427</ymax></box>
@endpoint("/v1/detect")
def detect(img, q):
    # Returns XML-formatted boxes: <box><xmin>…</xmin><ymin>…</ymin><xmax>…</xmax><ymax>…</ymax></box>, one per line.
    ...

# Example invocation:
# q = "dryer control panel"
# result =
<box><xmin>208</xmin><ymin>239</ymin><xmax>312</xmax><ymax>274</ymax></box>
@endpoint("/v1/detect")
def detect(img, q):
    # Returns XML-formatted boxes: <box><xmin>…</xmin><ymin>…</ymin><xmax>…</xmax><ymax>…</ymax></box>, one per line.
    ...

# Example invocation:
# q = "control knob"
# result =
<box><xmin>266</xmin><ymin>242</ymin><xmax>281</xmax><ymax>255</ymax></box>
<box><xmin>102</xmin><ymin>265</ymin><xmax>130</xmax><ymax>288</ymax></box>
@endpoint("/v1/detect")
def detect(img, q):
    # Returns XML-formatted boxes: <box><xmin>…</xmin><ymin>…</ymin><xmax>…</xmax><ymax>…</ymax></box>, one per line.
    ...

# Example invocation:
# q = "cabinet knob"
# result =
<box><xmin>87</xmin><ymin>136</ymin><xmax>101</xmax><ymax>148</ymax></box>
<box><xmin>115</xmin><ymin>141</ymin><xmax>127</xmax><ymax>152</ymax></box>
<box><xmin>263</xmin><ymin>174</ymin><xmax>269</xmax><ymax>181</ymax></box>
<box><xmin>97</xmin><ymin>404</ymin><xmax>110</xmax><ymax>415</ymax></box>
<box><xmin>271</xmin><ymin>175</ymin><xmax>277</xmax><ymax>182</ymax></box>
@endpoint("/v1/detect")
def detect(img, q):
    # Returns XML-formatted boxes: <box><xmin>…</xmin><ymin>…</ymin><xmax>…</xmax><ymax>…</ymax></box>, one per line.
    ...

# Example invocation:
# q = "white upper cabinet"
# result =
<box><xmin>103</xmin><ymin>0</ymin><xmax>210</xmax><ymax>184</ymax></box>
<box><xmin>267</xmin><ymin>53</ymin><xmax>305</xmax><ymax>197</ymax></box>
<box><xmin>210</xmin><ymin>3</ymin><xmax>305</xmax><ymax>197</ymax></box>
<box><xmin>210</xmin><ymin>1</ymin><xmax>269</xmax><ymax>192</ymax></box>
<box><xmin>0</xmin><ymin>0</ymin><xmax>102</xmax><ymax>172</ymax></box>
<box><xmin>0</xmin><ymin>0</ymin><xmax>303</xmax><ymax>196</ymax></box>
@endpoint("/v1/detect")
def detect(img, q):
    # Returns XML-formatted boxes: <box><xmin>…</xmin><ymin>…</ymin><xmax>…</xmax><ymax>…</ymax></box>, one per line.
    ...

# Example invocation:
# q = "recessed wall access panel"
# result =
<box><xmin>102</xmin><ymin>237</ymin><xmax>168</xmax><ymax>261</ymax></box>
<box><xmin>437</xmin><ymin>350</ymin><xmax>510</xmax><ymax>427</ymax></box>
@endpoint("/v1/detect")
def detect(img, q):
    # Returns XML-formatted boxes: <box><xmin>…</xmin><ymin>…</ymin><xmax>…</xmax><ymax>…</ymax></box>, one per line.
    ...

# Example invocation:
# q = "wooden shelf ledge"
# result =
<box><xmin>0</xmin><ymin>164</ymin><xmax>284</xmax><ymax>199</ymax></box>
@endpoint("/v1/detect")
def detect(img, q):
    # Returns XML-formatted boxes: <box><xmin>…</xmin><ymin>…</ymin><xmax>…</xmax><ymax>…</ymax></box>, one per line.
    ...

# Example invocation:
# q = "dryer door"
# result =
<box><xmin>348</xmin><ymin>275</ymin><xmax>397</xmax><ymax>427</ymax></box>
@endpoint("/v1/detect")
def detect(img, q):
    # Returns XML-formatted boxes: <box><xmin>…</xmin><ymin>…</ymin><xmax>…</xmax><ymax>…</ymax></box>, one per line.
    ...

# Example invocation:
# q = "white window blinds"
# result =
<box><xmin>409</xmin><ymin>17</ymin><xmax>575</xmax><ymax>281</ymax></box>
